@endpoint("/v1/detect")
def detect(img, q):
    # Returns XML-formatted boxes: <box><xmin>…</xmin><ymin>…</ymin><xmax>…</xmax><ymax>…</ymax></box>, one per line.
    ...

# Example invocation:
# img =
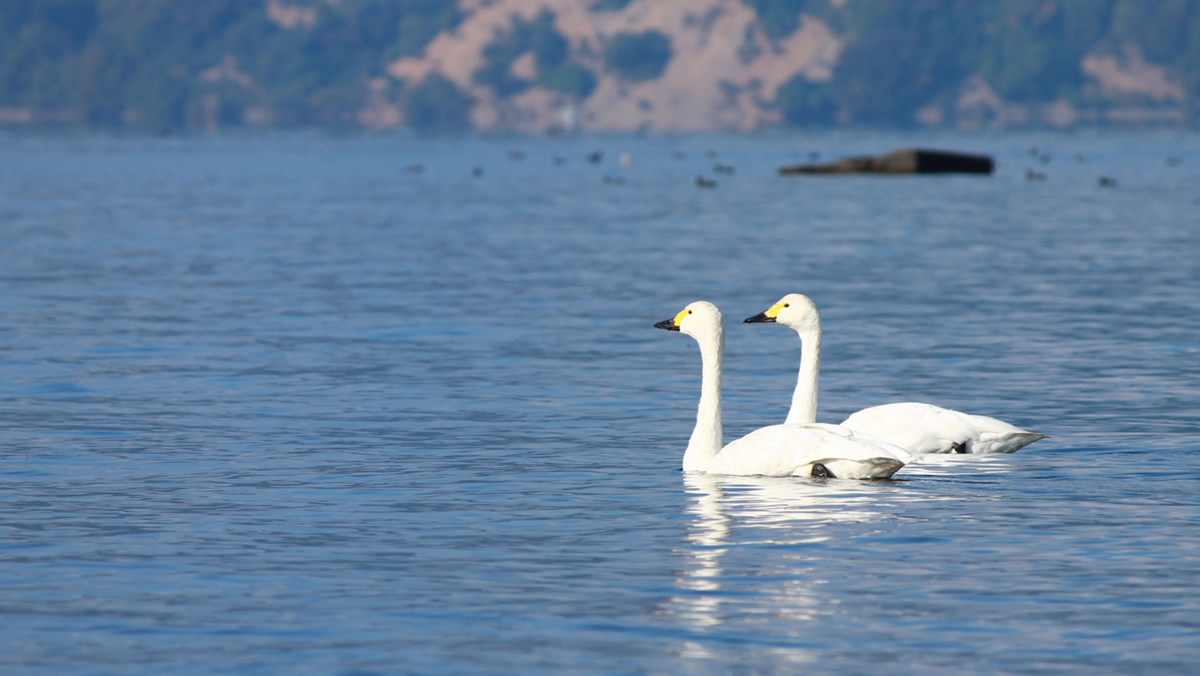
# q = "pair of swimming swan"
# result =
<box><xmin>655</xmin><ymin>294</ymin><xmax>1047</xmax><ymax>480</ymax></box>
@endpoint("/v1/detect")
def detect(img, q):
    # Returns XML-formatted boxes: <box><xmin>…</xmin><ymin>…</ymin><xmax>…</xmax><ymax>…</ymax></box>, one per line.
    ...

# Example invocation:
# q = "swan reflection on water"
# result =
<box><xmin>666</xmin><ymin>456</ymin><xmax>1017</xmax><ymax>655</ymax></box>
<box><xmin>897</xmin><ymin>452</ymin><xmax>1017</xmax><ymax>477</ymax></box>
<box><xmin>668</xmin><ymin>473</ymin><xmax>894</xmax><ymax>661</ymax></box>
<box><xmin>670</xmin><ymin>474</ymin><xmax>893</xmax><ymax>625</ymax></box>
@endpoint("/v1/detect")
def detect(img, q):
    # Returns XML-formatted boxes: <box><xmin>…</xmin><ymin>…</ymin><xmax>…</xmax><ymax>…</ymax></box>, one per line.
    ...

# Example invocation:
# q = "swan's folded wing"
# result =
<box><xmin>842</xmin><ymin>402</ymin><xmax>980</xmax><ymax>454</ymax></box>
<box><xmin>708</xmin><ymin>424</ymin><xmax>909</xmax><ymax>479</ymax></box>
<box><xmin>808</xmin><ymin>423</ymin><xmax>917</xmax><ymax>465</ymax></box>
<box><xmin>843</xmin><ymin>402</ymin><xmax>1046</xmax><ymax>454</ymax></box>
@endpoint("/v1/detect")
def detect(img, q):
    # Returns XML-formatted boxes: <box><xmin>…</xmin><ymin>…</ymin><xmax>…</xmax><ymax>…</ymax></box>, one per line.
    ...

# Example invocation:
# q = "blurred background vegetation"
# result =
<box><xmin>602</xmin><ymin>30</ymin><xmax>672</xmax><ymax>82</ymax></box>
<box><xmin>472</xmin><ymin>9</ymin><xmax>595</xmax><ymax>101</ymax></box>
<box><xmin>818</xmin><ymin>0</ymin><xmax>1200</xmax><ymax>126</ymax></box>
<box><xmin>1</xmin><ymin>0</ymin><xmax>1197</xmax><ymax>131</ymax></box>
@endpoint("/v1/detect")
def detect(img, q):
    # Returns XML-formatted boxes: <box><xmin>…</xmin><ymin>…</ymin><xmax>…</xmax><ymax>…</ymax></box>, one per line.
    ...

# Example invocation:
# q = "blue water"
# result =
<box><xmin>1</xmin><ymin>130</ymin><xmax>1198</xmax><ymax>675</ymax></box>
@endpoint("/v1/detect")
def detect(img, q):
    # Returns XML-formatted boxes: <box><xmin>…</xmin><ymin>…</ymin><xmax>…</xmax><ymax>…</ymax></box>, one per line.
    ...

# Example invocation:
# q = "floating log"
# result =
<box><xmin>779</xmin><ymin>148</ymin><xmax>994</xmax><ymax>175</ymax></box>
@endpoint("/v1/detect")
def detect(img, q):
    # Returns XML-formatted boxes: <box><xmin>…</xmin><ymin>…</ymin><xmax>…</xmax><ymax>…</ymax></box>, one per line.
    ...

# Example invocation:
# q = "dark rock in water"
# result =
<box><xmin>779</xmin><ymin>148</ymin><xmax>994</xmax><ymax>176</ymax></box>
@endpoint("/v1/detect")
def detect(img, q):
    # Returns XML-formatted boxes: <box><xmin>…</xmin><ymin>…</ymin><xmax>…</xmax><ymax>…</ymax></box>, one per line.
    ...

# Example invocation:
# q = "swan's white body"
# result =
<box><xmin>842</xmin><ymin>402</ymin><xmax>1047</xmax><ymax>455</ymax></box>
<box><xmin>746</xmin><ymin>294</ymin><xmax>1047</xmax><ymax>455</ymax></box>
<box><xmin>708</xmin><ymin>422</ymin><xmax>912</xmax><ymax>479</ymax></box>
<box><xmin>656</xmin><ymin>301</ymin><xmax>912</xmax><ymax>479</ymax></box>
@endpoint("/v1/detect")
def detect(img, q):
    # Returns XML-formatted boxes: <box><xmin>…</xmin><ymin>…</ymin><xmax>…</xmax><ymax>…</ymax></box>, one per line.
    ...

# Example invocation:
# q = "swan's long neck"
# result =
<box><xmin>683</xmin><ymin>328</ymin><xmax>723</xmax><ymax>472</ymax></box>
<box><xmin>784</xmin><ymin>324</ymin><xmax>820</xmax><ymax>425</ymax></box>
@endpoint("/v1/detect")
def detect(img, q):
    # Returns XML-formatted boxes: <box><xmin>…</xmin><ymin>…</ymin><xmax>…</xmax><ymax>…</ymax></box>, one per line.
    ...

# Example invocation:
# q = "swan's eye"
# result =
<box><xmin>688</xmin><ymin>310</ymin><xmax>693</xmax><ymax>314</ymax></box>
<box><xmin>784</xmin><ymin>303</ymin><xmax>790</xmax><ymax>308</ymax></box>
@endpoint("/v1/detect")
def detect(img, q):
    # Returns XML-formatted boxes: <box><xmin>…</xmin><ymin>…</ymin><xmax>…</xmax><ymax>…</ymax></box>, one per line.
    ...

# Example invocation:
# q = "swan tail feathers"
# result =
<box><xmin>974</xmin><ymin>432</ymin><xmax>1049</xmax><ymax>454</ymax></box>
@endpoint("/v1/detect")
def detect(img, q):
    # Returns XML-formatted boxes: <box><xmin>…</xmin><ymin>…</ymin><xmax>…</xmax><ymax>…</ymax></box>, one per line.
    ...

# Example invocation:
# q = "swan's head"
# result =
<box><xmin>654</xmin><ymin>301</ymin><xmax>722</xmax><ymax>341</ymax></box>
<box><xmin>744</xmin><ymin>293</ymin><xmax>820</xmax><ymax>334</ymax></box>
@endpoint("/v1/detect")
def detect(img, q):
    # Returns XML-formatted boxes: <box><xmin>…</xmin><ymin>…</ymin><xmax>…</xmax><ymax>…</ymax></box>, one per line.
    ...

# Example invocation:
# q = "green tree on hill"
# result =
<box><xmin>775</xmin><ymin>75</ymin><xmax>836</xmax><ymax>126</ymax></box>
<box><xmin>740</xmin><ymin>0</ymin><xmax>813</xmax><ymax>40</ymax></box>
<box><xmin>473</xmin><ymin>10</ymin><xmax>596</xmax><ymax>100</ymax></box>
<box><xmin>403</xmin><ymin>73</ymin><xmax>471</xmax><ymax>132</ymax></box>
<box><xmin>603</xmin><ymin>30</ymin><xmax>672</xmax><ymax>81</ymax></box>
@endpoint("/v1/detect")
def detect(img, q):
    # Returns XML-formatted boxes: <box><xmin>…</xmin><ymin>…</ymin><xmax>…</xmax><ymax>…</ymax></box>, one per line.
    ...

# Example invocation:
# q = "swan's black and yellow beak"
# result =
<box><xmin>744</xmin><ymin>303</ymin><xmax>785</xmax><ymax>323</ymax></box>
<box><xmin>654</xmin><ymin>308</ymin><xmax>689</xmax><ymax>331</ymax></box>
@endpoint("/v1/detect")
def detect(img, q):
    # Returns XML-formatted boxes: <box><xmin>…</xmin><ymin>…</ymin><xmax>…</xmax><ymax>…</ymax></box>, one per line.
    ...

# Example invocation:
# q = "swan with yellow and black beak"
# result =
<box><xmin>746</xmin><ymin>293</ymin><xmax>1048</xmax><ymax>454</ymax></box>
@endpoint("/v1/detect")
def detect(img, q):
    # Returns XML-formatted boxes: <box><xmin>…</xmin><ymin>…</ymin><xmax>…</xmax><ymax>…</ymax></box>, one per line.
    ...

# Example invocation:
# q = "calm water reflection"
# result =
<box><xmin>672</xmin><ymin>474</ymin><xmax>885</xmax><ymax>631</ymax></box>
<box><xmin>1</xmin><ymin>130</ymin><xmax>1198</xmax><ymax>675</ymax></box>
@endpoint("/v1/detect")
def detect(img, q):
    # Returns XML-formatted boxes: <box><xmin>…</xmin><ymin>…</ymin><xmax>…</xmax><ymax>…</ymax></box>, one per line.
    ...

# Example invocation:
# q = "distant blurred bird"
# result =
<box><xmin>587</xmin><ymin>150</ymin><xmax>603</xmax><ymax>164</ymax></box>
<box><xmin>405</xmin><ymin>164</ymin><xmax>424</xmax><ymax>174</ymax></box>
<box><xmin>713</xmin><ymin>163</ymin><xmax>735</xmax><ymax>175</ymax></box>
<box><xmin>1098</xmin><ymin>176</ymin><xmax>1118</xmax><ymax>188</ymax></box>
<box><xmin>508</xmin><ymin>150</ymin><xmax>524</xmax><ymax>160</ymax></box>
<box><xmin>694</xmin><ymin>176</ymin><xmax>716</xmax><ymax>188</ymax></box>
<box><xmin>1025</xmin><ymin>169</ymin><xmax>1046</xmax><ymax>181</ymax></box>
<box><xmin>602</xmin><ymin>175</ymin><xmax>626</xmax><ymax>186</ymax></box>
<box><xmin>472</xmin><ymin>167</ymin><xmax>483</xmax><ymax>178</ymax></box>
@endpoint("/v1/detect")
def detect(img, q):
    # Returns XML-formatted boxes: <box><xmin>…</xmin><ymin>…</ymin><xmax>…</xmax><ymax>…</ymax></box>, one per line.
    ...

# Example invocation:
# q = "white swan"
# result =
<box><xmin>654</xmin><ymin>301</ymin><xmax>913</xmax><ymax>479</ymax></box>
<box><xmin>744</xmin><ymin>293</ymin><xmax>1048</xmax><ymax>454</ymax></box>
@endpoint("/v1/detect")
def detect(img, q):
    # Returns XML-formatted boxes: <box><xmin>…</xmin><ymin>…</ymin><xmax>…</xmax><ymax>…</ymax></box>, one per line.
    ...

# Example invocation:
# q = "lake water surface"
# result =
<box><xmin>1</xmin><ymin>130</ymin><xmax>1199</xmax><ymax>674</ymax></box>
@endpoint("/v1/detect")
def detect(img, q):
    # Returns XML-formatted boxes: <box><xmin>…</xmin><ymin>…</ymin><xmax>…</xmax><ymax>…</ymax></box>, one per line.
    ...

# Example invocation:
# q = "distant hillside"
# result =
<box><xmin>2</xmin><ymin>0</ymin><xmax>1197</xmax><ymax>131</ymax></box>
